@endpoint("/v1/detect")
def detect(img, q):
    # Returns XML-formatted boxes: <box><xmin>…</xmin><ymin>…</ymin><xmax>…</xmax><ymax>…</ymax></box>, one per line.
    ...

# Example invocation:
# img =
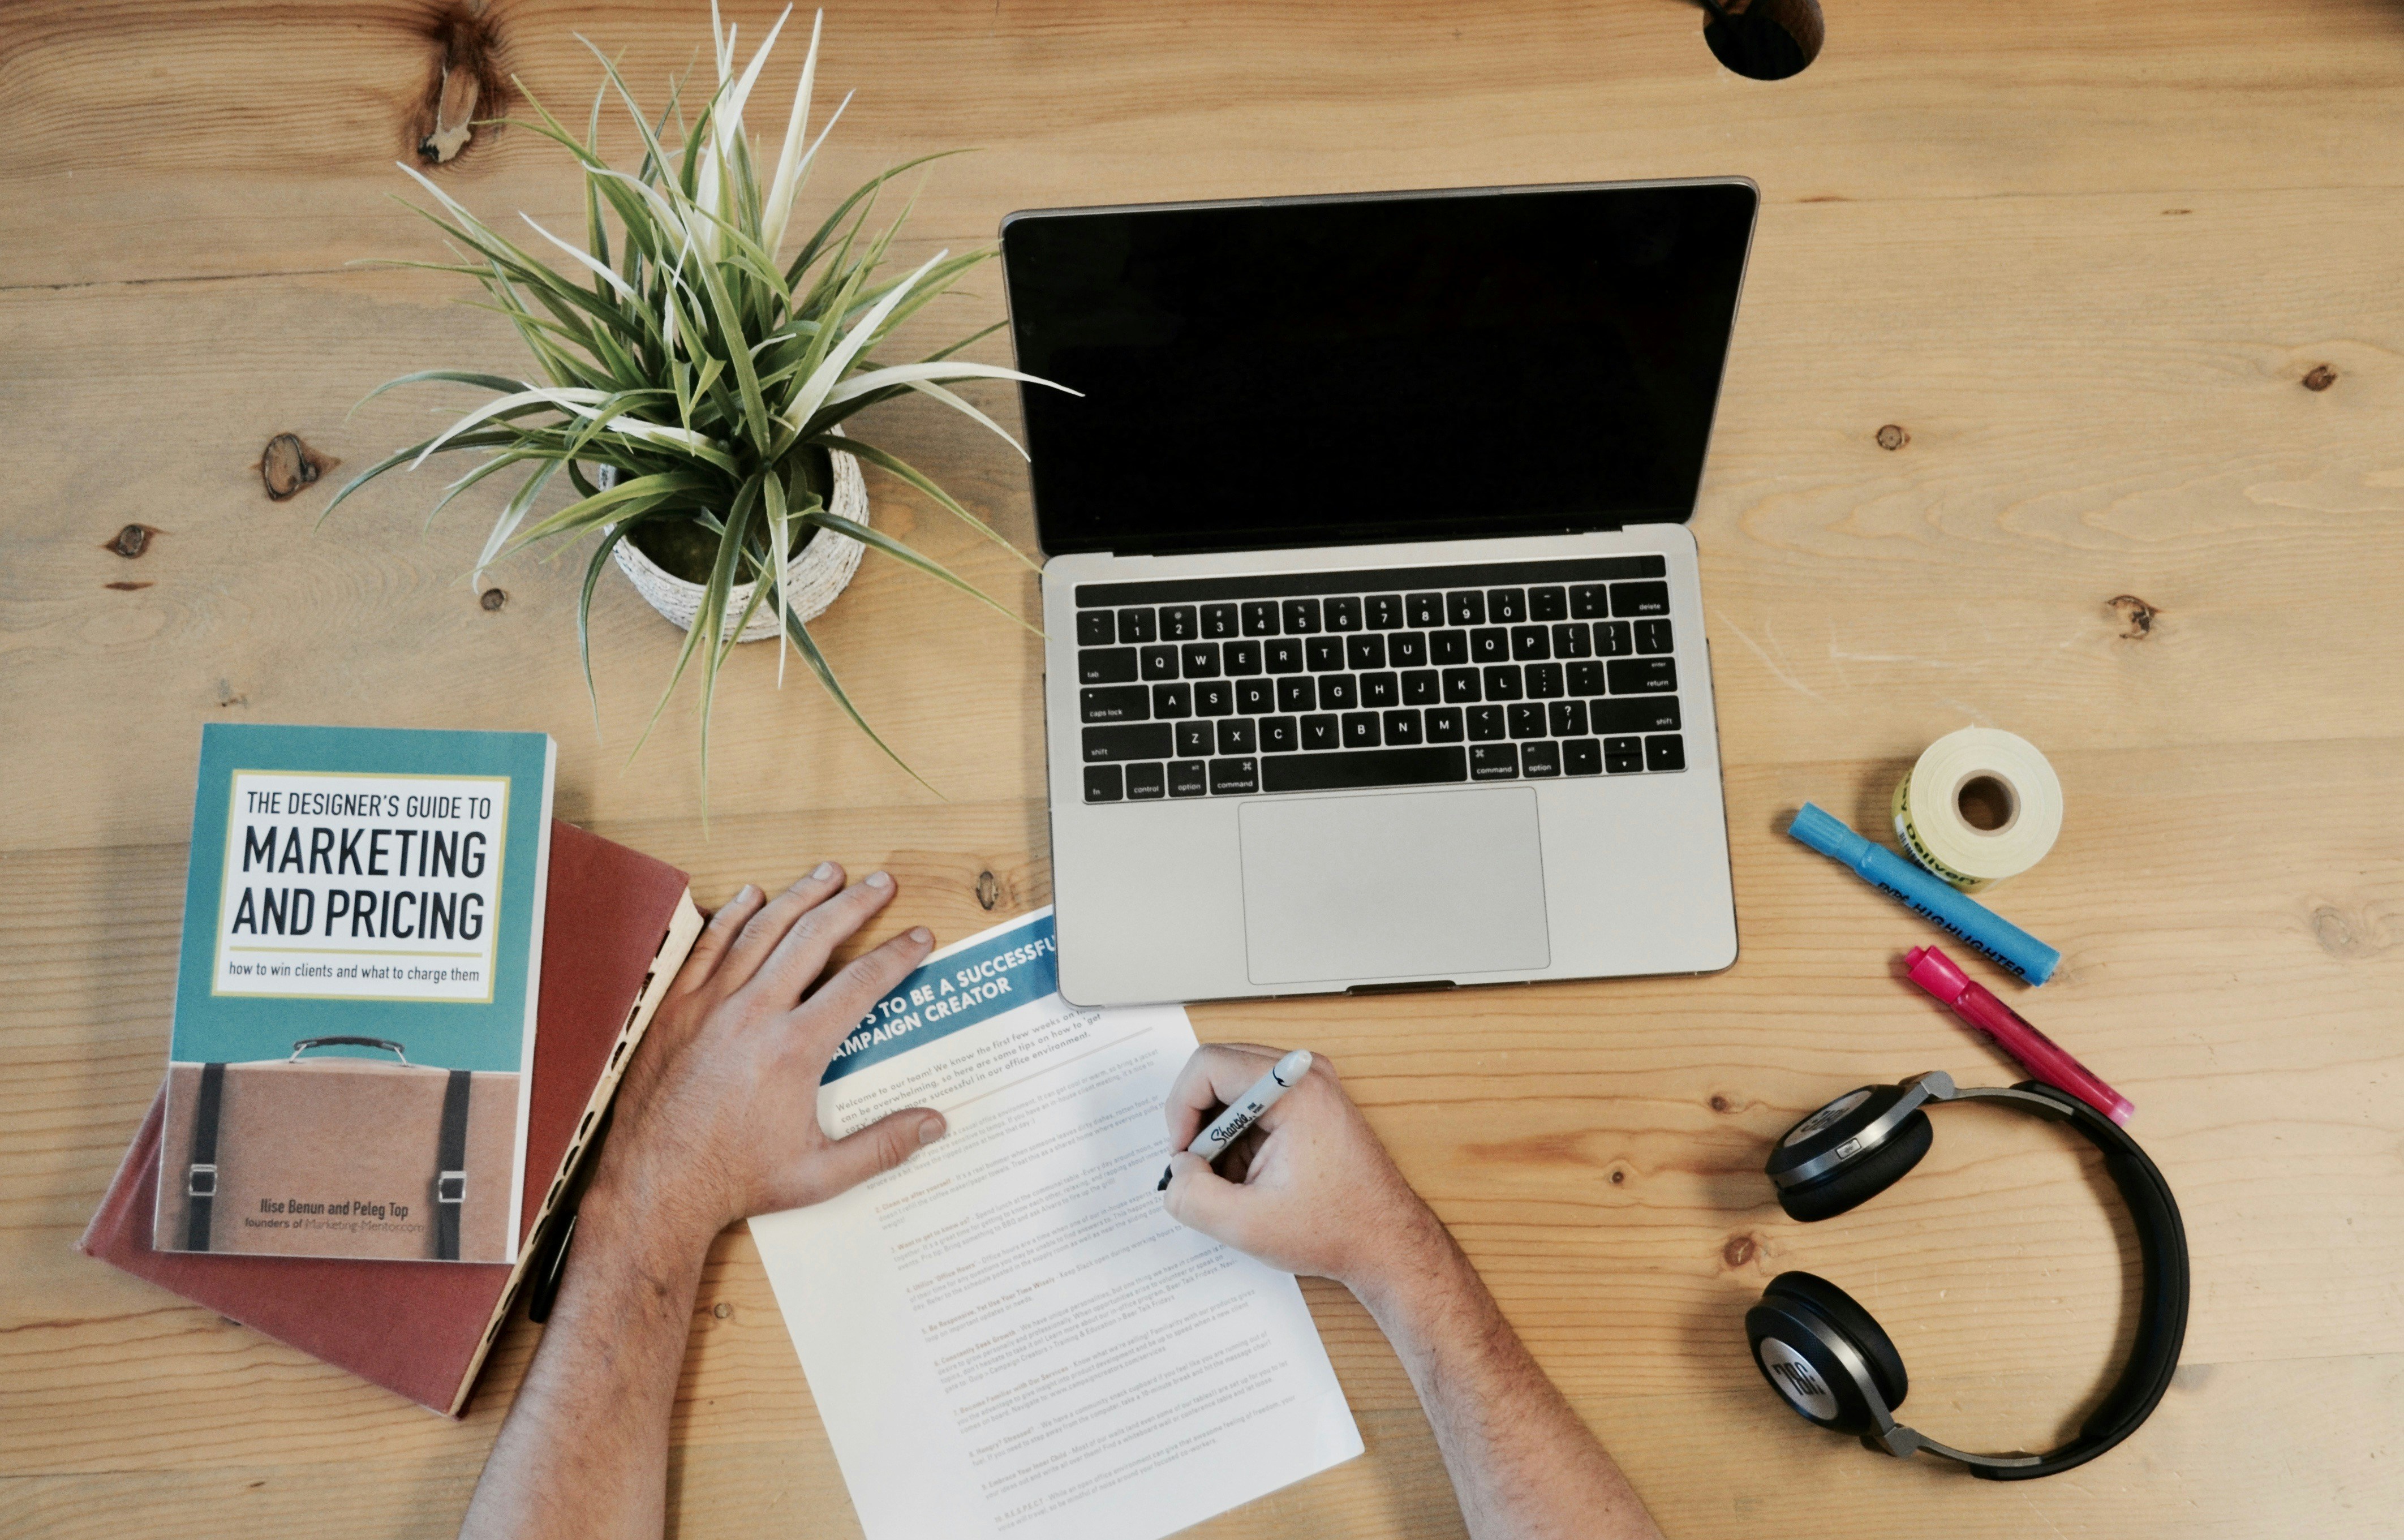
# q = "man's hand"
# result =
<box><xmin>596</xmin><ymin>863</ymin><xmax>949</xmax><ymax>1248</ymax></box>
<box><xmin>1157</xmin><ymin>1042</ymin><xmax>1447</xmax><ymax>1302</ymax></box>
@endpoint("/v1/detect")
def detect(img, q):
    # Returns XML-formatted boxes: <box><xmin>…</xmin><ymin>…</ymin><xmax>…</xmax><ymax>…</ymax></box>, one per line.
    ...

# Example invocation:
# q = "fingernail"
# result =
<box><xmin>811</xmin><ymin>861</ymin><xmax>838</xmax><ymax>881</ymax></box>
<box><xmin>865</xmin><ymin>871</ymin><xmax>892</xmax><ymax>889</ymax></box>
<box><xmin>737</xmin><ymin>884</ymin><xmax>759</xmax><ymax>903</ymax></box>
<box><xmin>910</xmin><ymin>927</ymin><xmax>933</xmax><ymax>945</ymax></box>
<box><xmin>919</xmin><ymin>1115</ymin><xmax>948</xmax><ymax>1146</ymax></box>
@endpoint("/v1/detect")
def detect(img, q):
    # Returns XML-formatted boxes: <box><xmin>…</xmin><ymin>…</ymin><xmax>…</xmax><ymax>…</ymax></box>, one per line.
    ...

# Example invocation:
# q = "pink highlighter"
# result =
<box><xmin>1903</xmin><ymin>944</ymin><xmax>2135</xmax><ymax>1125</ymax></box>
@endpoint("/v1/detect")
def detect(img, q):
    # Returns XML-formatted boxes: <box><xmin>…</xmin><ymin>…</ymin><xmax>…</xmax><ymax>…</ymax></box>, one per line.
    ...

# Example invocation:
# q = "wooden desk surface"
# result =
<box><xmin>5</xmin><ymin>2</ymin><xmax>2400</xmax><ymax>1534</ymax></box>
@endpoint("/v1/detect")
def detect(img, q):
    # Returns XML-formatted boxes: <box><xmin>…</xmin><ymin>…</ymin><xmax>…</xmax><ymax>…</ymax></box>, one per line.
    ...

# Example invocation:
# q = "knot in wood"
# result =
<box><xmin>2302</xmin><ymin>364</ymin><xmax>2337</xmax><ymax>392</ymax></box>
<box><xmin>2109</xmin><ymin>595</ymin><xmax>2157</xmax><ymax>640</ymax></box>
<box><xmin>1875</xmin><ymin>423</ymin><xmax>1910</xmax><ymax>451</ymax></box>
<box><xmin>1709</xmin><ymin>1093</ymin><xmax>1734</xmax><ymax>1113</ymax></box>
<box><xmin>105</xmin><ymin>523</ymin><xmax>157</xmax><ymax>558</ymax></box>
<box><xmin>1723</xmin><ymin>1234</ymin><xmax>1757</xmax><ymax>1268</ymax></box>
<box><xmin>976</xmin><ymin>870</ymin><xmax>1001</xmax><ymax>911</ymax></box>
<box><xmin>480</xmin><ymin>587</ymin><xmax>508</xmax><ymax>612</ymax></box>
<box><xmin>260</xmin><ymin>433</ymin><xmax>334</xmax><ymax>501</ymax></box>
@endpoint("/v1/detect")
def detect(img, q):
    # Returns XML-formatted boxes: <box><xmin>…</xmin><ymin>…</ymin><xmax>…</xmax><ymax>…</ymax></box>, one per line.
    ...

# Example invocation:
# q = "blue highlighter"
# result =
<box><xmin>1787</xmin><ymin>803</ymin><xmax>2062</xmax><ymax>985</ymax></box>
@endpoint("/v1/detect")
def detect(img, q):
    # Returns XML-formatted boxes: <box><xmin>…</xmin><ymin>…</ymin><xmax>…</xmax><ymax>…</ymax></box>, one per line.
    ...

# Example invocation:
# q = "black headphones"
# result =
<box><xmin>1744</xmin><ymin>1071</ymin><xmax>2189</xmax><ymax>1479</ymax></box>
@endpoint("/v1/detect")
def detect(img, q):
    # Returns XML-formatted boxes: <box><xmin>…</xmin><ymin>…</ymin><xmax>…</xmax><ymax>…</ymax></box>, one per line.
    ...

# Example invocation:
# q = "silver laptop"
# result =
<box><xmin>1002</xmin><ymin>179</ymin><xmax>1754</xmax><ymax>1007</ymax></box>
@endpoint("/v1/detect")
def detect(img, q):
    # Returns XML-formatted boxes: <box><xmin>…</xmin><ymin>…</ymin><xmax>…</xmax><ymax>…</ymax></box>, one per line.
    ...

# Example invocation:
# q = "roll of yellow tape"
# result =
<box><xmin>1891</xmin><ymin>728</ymin><xmax>2063</xmax><ymax>892</ymax></box>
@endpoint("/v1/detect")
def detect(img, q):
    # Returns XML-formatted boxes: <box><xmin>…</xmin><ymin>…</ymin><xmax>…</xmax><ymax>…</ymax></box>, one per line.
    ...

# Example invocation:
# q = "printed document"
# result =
<box><xmin>751</xmin><ymin>909</ymin><xmax>1362</xmax><ymax>1539</ymax></box>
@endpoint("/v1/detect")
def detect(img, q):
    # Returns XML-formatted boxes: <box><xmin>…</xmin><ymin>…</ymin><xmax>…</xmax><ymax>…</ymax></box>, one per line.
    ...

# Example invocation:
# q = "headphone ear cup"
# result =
<box><xmin>1762</xmin><ymin>1272</ymin><xmax>1909</xmax><ymax>1412</ymax></box>
<box><xmin>1777</xmin><ymin>1107</ymin><xmax>1932</xmax><ymax>1223</ymax></box>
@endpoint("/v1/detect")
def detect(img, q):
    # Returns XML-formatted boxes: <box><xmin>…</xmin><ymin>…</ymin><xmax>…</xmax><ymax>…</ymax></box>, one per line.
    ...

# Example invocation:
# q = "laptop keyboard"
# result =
<box><xmin>1071</xmin><ymin>556</ymin><xmax>1687</xmax><ymax>803</ymax></box>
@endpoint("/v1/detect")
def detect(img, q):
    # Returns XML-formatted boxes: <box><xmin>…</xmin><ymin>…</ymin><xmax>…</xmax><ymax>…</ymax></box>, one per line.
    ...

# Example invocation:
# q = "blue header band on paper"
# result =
<box><xmin>823</xmin><ymin>912</ymin><xmax>1060</xmax><ymax>1085</ymax></box>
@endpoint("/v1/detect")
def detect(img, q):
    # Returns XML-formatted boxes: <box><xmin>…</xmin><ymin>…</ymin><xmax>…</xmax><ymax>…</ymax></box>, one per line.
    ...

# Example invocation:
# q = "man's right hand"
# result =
<box><xmin>1158</xmin><ymin>1042</ymin><xmax>1451</xmax><ymax>1301</ymax></box>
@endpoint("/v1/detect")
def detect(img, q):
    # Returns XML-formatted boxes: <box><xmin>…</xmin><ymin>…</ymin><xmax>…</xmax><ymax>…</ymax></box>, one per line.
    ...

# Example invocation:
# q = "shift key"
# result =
<box><xmin>1083</xmin><ymin>723</ymin><xmax>1173</xmax><ymax>762</ymax></box>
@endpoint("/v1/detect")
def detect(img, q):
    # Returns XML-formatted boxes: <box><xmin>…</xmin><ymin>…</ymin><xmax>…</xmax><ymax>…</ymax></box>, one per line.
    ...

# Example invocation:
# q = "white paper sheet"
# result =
<box><xmin>751</xmin><ymin>908</ymin><xmax>1361</xmax><ymax>1540</ymax></box>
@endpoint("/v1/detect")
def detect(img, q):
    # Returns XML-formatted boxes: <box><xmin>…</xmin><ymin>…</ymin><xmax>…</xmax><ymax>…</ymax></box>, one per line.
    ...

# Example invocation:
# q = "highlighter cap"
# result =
<box><xmin>1787</xmin><ymin>802</ymin><xmax>1866</xmax><ymax>861</ymax></box>
<box><xmin>1903</xmin><ymin>944</ymin><xmax>1972</xmax><ymax>1003</ymax></box>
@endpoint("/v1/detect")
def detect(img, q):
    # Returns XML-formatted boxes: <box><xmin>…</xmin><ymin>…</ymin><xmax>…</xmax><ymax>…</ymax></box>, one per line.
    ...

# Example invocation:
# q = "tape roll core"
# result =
<box><xmin>1893</xmin><ymin>729</ymin><xmax>2062</xmax><ymax>891</ymax></box>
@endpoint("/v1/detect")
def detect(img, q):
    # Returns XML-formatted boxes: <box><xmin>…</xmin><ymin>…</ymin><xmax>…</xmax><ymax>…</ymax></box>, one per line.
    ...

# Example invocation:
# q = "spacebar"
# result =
<box><xmin>1262</xmin><ymin>746</ymin><xmax>1468</xmax><ymax>794</ymax></box>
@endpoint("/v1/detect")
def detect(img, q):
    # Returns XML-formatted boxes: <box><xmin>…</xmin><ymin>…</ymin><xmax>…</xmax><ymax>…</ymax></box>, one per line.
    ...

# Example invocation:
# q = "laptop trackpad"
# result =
<box><xmin>1238</xmin><ymin>789</ymin><xmax>1551</xmax><ymax>987</ymax></box>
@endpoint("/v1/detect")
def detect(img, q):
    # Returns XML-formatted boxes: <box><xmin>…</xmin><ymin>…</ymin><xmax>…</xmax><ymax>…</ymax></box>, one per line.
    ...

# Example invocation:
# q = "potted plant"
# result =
<box><xmin>328</xmin><ymin>7</ymin><xmax>1066</xmax><ymax>792</ymax></box>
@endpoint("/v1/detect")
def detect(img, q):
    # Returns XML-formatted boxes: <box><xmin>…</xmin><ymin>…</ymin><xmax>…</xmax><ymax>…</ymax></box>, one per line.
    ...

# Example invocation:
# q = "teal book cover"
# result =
<box><xmin>153</xmin><ymin>722</ymin><xmax>557</xmax><ymax>1263</ymax></box>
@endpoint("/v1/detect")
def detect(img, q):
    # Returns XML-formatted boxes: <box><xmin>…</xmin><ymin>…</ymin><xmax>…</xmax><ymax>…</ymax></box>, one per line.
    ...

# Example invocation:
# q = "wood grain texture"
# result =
<box><xmin>4</xmin><ymin>1</ymin><xmax>2401</xmax><ymax>1536</ymax></box>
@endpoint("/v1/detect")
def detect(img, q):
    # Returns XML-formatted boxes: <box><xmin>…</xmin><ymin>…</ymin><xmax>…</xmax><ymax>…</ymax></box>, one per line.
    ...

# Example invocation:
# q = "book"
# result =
<box><xmin>80</xmin><ymin>819</ymin><xmax>705</xmax><ymax>1416</ymax></box>
<box><xmin>154</xmin><ymin>722</ymin><xmax>557</xmax><ymax>1262</ymax></box>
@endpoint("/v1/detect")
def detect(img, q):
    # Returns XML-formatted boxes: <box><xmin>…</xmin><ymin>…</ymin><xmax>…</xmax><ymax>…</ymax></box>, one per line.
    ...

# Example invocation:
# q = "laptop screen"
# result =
<box><xmin>1000</xmin><ymin>179</ymin><xmax>1756</xmax><ymax>558</ymax></box>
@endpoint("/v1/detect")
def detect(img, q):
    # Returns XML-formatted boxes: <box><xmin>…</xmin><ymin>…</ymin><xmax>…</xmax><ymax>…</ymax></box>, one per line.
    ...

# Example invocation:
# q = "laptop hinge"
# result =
<box><xmin>1347</xmin><ymin>979</ymin><xmax>1458</xmax><ymax>997</ymax></box>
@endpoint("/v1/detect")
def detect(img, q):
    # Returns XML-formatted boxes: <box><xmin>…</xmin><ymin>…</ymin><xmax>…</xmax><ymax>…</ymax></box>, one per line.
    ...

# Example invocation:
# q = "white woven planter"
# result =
<box><xmin>603</xmin><ymin>436</ymin><xmax>869</xmax><ymax>643</ymax></box>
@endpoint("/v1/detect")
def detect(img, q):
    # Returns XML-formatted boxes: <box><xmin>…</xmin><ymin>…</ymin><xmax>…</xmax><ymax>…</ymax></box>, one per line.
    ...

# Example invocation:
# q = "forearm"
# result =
<box><xmin>1354</xmin><ymin>1212</ymin><xmax>1662</xmax><ymax>1540</ymax></box>
<box><xmin>459</xmin><ymin>1160</ymin><xmax>717</xmax><ymax>1540</ymax></box>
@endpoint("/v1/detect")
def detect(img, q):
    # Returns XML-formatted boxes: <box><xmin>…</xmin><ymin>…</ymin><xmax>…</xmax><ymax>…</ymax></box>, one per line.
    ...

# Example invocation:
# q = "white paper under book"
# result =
<box><xmin>751</xmin><ymin>909</ymin><xmax>1362</xmax><ymax>1539</ymax></box>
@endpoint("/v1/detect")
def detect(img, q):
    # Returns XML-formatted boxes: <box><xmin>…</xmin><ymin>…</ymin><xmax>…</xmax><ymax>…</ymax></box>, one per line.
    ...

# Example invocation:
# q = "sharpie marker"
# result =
<box><xmin>1158</xmin><ymin>1050</ymin><xmax>1313</xmax><ymax>1190</ymax></box>
<box><xmin>1904</xmin><ymin>944</ymin><xmax>2134</xmax><ymax>1124</ymax></box>
<box><xmin>1787</xmin><ymin>803</ymin><xmax>2062</xmax><ymax>985</ymax></box>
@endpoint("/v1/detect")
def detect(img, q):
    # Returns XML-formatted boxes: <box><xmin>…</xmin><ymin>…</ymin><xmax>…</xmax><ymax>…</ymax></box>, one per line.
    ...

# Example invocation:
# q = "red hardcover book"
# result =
<box><xmin>78</xmin><ymin>820</ymin><xmax>704</xmax><ymax>1416</ymax></box>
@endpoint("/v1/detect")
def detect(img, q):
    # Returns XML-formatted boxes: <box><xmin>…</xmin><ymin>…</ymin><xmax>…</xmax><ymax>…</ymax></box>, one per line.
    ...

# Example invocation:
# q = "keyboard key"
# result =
<box><xmin>1520</xmin><ymin>740</ymin><xmax>1561</xmax><ymax>777</ymax></box>
<box><xmin>1125</xmin><ymin>762</ymin><xmax>1166</xmax><ymax>799</ymax></box>
<box><xmin>1324</xmin><ymin>596</ymin><xmax>1362</xmax><ymax>631</ymax></box>
<box><xmin>1525</xmin><ymin>663</ymin><xmax>1564</xmax><ymax>698</ymax></box>
<box><xmin>1081</xmin><ymin>647</ymin><xmax>1138</xmax><ymax>685</ymax></box>
<box><xmin>1176</xmin><ymin>721</ymin><xmax>1214</xmax><ymax>757</ymax></box>
<box><xmin>1218</xmin><ymin>718</ymin><xmax>1257</xmax><ymax>755</ymax></box>
<box><xmin>1347</xmin><ymin>634</ymin><xmax>1387</xmax><ymax>670</ymax></box>
<box><xmin>1167</xmin><ymin>759</ymin><xmax>1209</xmax><ymax>797</ymax></box>
<box><xmin>1636</xmin><ymin>618</ymin><xmax>1674</xmax><ymax>655</ymax></box>
<box><xmin>1083</xmin><ymin>764</ymin><xmax>1124</xmax><ymax>802</ymax></box>
<box><xmin>1510</xmin><ymin>625</ymin><xmax>1550</xmax><ymax>661</ymax></box>
<box><xmin>1076</xmin><ymin>610</ymin><xmax>1115</xmax><ymax>646</ymax></box>
<box><xmin>1341</xmin><ymin>712</ymin><xmax>1381</xmax><ymax>748</ymax></box>
<box><xmin>1605</xmin><ymin>735</ymin><xmax>1644</xmax><ymax>773</ymax></box>
<box><xmin>1366</xmin><ymin>595</ymin><xmax>1405</xmax><ymax>629</ymax></box>
<box><xmin>1390</xmin><ymin>631</ymin><xmax>1428</xmax><ymax>668</ymax></box>
<box><xmin>1139</xmin><ymin>644</ymin><xmax>1179</xmax><ymax>680</ymax></box>
<box><xmin>1432</xmin><ymin>629</ymin><xmax>1470</xmax><ymax>665</ymax></box>
<box><xmin>1210</xmin><ymin>757</ymin><xmax>1260</xmax><ymax>795</ymax></box>
<box><xmin>1261</xmin><ymin>715</ymin><xmax>1300</xmax><ymax>752</ymax></box>
<box><xmin>1539</xmin><ymin>698</ymin><xmax>1586</xmax><ymax>739</ymax></box>
<box><xmin>1402</xmin><ymin>669</ymin><xmax>1440</xmax><ymax>705</ymax></box>
<box><xmin>1084</xmin><ymin>724</ymin><xmax>1172</xmax><ymax>762</ymax></box>
<box><xmin>1426</xmin><ymin>707</ymin><xmax>1465</xmax><ymax>742</ymax></box>
<box><xmin>1593</xmin><ymin>697</ymin><xmax>1682</xmax><ymax>734</ymax></box>
<box><xmin>1448</xmin><ymin>591</ymin><xmax>1486</xmax><ymax>626</ymax></box>
<box><xmin>1487</xmin><ymin>588</ymin><xmax>1526</xmax><ymax>623</ymax></box>
<box><xmin>1468</xmin><ymin>706</ymin><xmax>1507</xmax><ymax>741</ymax></box>
<box><xmin>1569</xmin><ymin>583</ymin><xmax>1610</xmax><ymax>618</ymax></box>
<box><xmin>1645</xmin><ymin>734</ymin><xmax>1686</xmax><ymax>772</ymax></box>
<box><xmin>1596</xmin><ymin>622</ymin><xmax>1634</xmax><ymax>657</ymax></box>
<box><xmin>1181</xmin><ymin>641</ymin><xmax>1220</xmax><ymax>677</ymax></box>
<box><xmin>1529</xmin><ymin>586</ymin><xmax>1568</xmax><ymax>621</ymax></box>
<box><xmin>1277</xmin><ymin>677</ymin><xmax>1318</xmax><ymax>713</ymax></box>
<box><xmin>1551</xmin><ymin>622</ymin><xmax>1591</xmax><ymax>659</ymax></box>
<box><xmin>1262</xmin><ymin>745</ymin><xmax>1467</xmax><ymax>794</ymax></box>
<box><xmin>1508</xmin><ymin>702</ymin><xmax>1547</xmax><ymax>738</ymax></box>
<box><xmin>1300</xmin><ymin>714</ymin><xmax>1341</xmax><ymax>750</ymax></box>
<box><xmin>1266</xmin><ymin>638</ymin><xmax>1305</xmax><ymax>673</ymax></box>
<box><xmin>1224</xmin><ymin>639</ymin><xmax>1263</xmax><ymax>674</ymax></box>
<box><xmin>1383</xmin><ymin>709</ymin><xmax>1422</xmax><ymax>745</ymax></box>
<box><xmin>1612</xmin><ymin>580</ymin><xmax>1670</xmax><ymax>618</ymax></box>
<box><xmin>1441</xmin><ymin>667</ymin><xmax>1482</xmax><ymax>703</ymax></box>
<box><xmin>1470</xmin><ymin>627</ymin><xmax>1510</xmax><ymax>663</ymax></box>
<box><xmin>1236</xmin><ymin>679</ymin><xmax>1276</xmax><ymax>713</ymax></box>
<box><xmin>1362</xmin><ymin>672</ymin><xmax>1399</xmax><ymax>707</ymax></box>
<box><xmin>1564</xmin><ymin>737</ymin><xmax>1602</xmax><ymax>776</ymax></box>
<box><xmin>1482</xmin><ymin>665</ymin><xmax>1523</xmax><ymax>701</ymax></box>
<box><xmin>1306</xmin><ymin>636</ymin><xmax>1345</xmax><ymax>672</ymax></box>
<box><xmin>1202</xmin><ymin>602</ymin><xmax>1240</xmax><ymax>639</ymax></box>
<box><xmin>1160</xmin><ymin>605</ymin><xmax>1198</xmax><ymax>641</ymax></box>
<box><xmin>1283</xmin><ymin>598</ymin><xmax>1322</xmax><ymax>634</ymax></box>
<box><xmin>1241</xmin><ymin>600</ymin><xmax>1280</xmax><ymax>636</ymax></box>
<box><xmin>1081</xmin><ymin>685</ymin><xmax>1150</xmax><ymax>723</ymax></box>
<box><xmin>1470</xmin><ymin>743</ymin><xmax>1520</xmax><ymax>780</ymax></box>
<box><xmin>1195</xmin><ymin>681</ymin><xmax>1233</xmax><ymax>716</ymax></box>
<box><xmin>1320</xmin><ymin>674</ymin><xmax>1360</xmax><ymax>710</ymax></box>
<box><xmin>1117</xmin><ymin>607</ymin><xmax>1157</xmax><ymax>643</ymax></box>
<box><xmin>1609</xmin><ymin>657</ymin><xmax>1677</xmax><ymax>694</ymax></box>
<box><xmin>1153</xmin><ymin>682</ymin><xmax>1193</xmax><ymax>717</ymax></box>
<box><xmin>1407</xmin><ymin>593</ymin><xmax>1446</xmax><ymax>627</ymax></box>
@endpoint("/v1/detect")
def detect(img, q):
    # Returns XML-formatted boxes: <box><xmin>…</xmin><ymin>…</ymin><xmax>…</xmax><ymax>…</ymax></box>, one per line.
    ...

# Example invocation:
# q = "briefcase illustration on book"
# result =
<box><xmin>154</xmin><ymin>1038</ymin><xmax>518</xmax><ymax>1262</ymax></box>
